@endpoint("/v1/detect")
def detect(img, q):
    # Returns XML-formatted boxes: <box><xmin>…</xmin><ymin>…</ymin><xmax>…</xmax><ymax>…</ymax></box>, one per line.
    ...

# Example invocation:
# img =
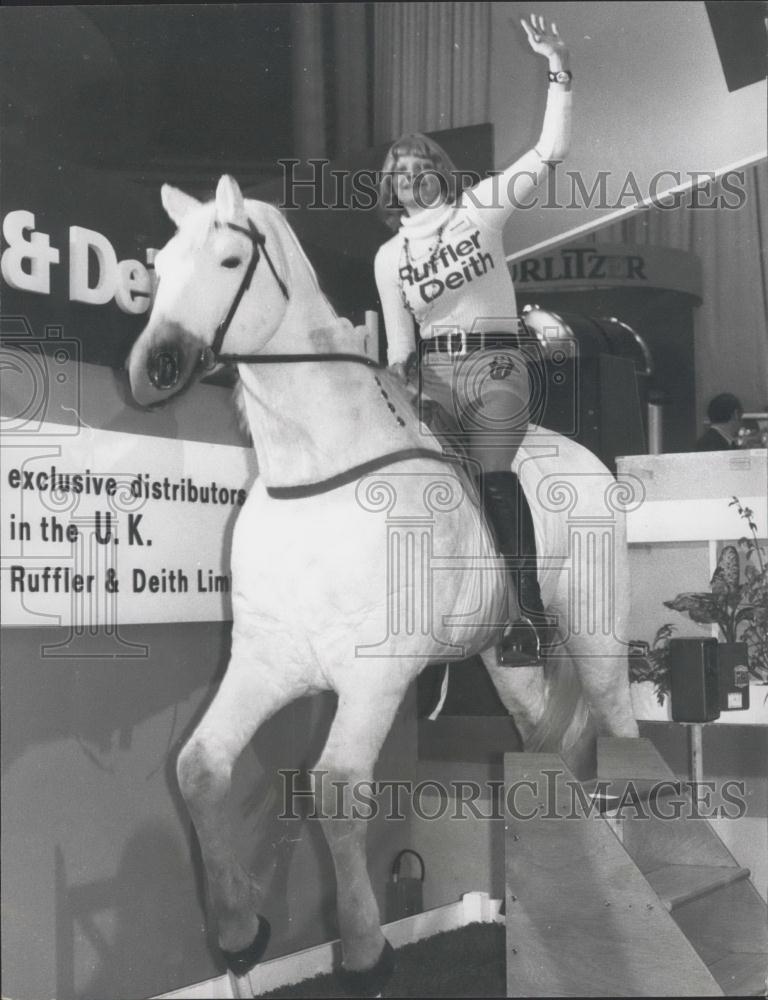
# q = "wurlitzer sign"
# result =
<box><xmin>1</xmin><ymin>209</ymin><xmax>156</xmax><ymax>315</ymax></box>
<box><xmin>508</xmin><ymin>243</ymin><xmax>703</xmax><ymax>300</ymax></box>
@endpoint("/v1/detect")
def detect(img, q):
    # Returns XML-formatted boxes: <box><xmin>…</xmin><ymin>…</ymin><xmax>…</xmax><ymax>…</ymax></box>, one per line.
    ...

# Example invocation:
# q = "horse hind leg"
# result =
<box><xmin>480</xmin><ymin>650</ymin><xmax>549</xmax><ymax>745</ymax></box>
<box><xmin>563</xmin><ymin>630</ymin><xmax>639</xmax><ymax>739</ymax></box>
<box><xmin>313</xmin><ymin>668</ymin><xmax>413</xmax><ymax>995</ymax></box>
<box><xmin>563</xmin><ymin>508</ymin><xmax>639</xmax><ymax>740</ymax></box>
<box><xmin>529</xmin><ymin>631</ymin><xmax>639</xmax><ymax>781</ymax></box>
<box><xmin>176</xmin><ymin>653</ymin><xmax>303</xmax><ymax>964</ymax></box>
<box><xmin>481</xmin><ymin>645</ymin><xmax>597</xmax><ymax>781</ymax></box>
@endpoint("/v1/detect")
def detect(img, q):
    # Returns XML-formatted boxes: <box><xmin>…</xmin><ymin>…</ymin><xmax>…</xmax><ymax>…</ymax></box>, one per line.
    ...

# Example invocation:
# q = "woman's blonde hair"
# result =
<box><xmin>377</xmin><ymin>133</ymin><xmax>465</xmax><ymax>232</ymax></box>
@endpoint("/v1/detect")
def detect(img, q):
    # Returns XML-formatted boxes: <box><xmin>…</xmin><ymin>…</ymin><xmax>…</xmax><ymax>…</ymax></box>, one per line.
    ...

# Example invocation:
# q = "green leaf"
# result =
<box><xmin>716</xmin><ymin>545</ymin><xmax>740</xmax><ymax>588</ymax></box>
<box><xmin>726</xmin><ymin>584</ymin><xmax>745</xmax><ymax>609</ymax></box>
<box><xmin>664</xmin><ymin>593</ymin><xmax>722</xmax><ymax>624</ymax></box>
<box><xmin>735</xmin><ymin>606</ymin><xmax>756</xmax><ymax>626</ymax></box>
<box><xmin>653</xmin><ymin>623</ymin><xmax>675</xmax><ymax>646</ymax></box>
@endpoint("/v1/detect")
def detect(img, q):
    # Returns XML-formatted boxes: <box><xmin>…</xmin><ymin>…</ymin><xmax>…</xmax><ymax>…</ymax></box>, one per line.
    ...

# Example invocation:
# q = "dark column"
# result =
<box><xmin>332</xmin><ymin>3</ymin><xmax>369</xmax><ymax>158</ymax></box>
<box><xmin>290</xmin><ymin>3</ymin><xmax>327</xmax><ymax>159</ymax></box>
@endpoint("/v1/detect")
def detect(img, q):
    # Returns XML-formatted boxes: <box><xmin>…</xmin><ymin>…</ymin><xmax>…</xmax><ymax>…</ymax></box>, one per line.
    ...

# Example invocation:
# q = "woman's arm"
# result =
<box><xmin>374</xmin><ymin>242</ymin><xmax>417</xmax><ymax>369</ymax></box>
<box><xmin>524</xmin><ymin>15</ymin><xmax>571</xmax><ymax>158</ymax></box>
<box><xmin>463</xmin><ymin>16</ymin><xmax>572</xmax><ymax>229</ymax></box>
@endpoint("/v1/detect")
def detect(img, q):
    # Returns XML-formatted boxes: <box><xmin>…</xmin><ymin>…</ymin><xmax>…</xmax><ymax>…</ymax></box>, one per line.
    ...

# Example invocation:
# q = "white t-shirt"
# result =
<box><xmin>375</xmin><ymin>84</ymin><xmax>572</xmax><ymax>365</ymax></box>
<box><xmin>375</xmin><ymin>199</ymin><xmax>520</xmax><ymax>363</ymax></box>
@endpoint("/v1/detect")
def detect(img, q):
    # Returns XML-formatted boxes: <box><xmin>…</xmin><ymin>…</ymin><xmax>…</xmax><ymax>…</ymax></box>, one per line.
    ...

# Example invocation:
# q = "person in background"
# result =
<box><xmin>695</xmin><ymin>392</ymin><xmax>744</xmax><ymax>451</ymax></box>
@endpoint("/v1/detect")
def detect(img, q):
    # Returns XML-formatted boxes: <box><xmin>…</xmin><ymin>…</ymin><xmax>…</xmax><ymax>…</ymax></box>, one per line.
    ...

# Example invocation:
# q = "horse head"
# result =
<box><xmin>128</xmin><ymin>175</ymin><xmax>312</xmax><ymax>407</ymax></box>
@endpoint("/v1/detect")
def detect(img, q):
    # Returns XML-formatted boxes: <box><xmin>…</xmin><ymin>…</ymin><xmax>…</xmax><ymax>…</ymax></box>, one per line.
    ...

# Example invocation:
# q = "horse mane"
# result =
<box><xmin>243</xmin><ymin>198</ymin><xmax>339</xmax><ymax>320</ymax></box>
<box><xmin>230</xmin><ymin>314</ymin><xmax>376</xmax><ymax>445</ymax></box>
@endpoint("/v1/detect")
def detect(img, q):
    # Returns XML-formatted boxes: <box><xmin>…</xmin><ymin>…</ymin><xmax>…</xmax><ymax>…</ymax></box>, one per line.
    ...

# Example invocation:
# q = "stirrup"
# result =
<box><xmin>498</xmin><ymin>616</ymin><xmax>543</xmax><ymax>667</ymax></box>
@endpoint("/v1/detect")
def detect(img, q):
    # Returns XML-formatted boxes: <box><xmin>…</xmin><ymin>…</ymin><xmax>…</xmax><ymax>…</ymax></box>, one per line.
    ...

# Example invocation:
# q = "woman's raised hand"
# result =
<box><xmin>521</xmin><ymin>14</ymin><xmax>568</xmax><ymax>63</ymax></box>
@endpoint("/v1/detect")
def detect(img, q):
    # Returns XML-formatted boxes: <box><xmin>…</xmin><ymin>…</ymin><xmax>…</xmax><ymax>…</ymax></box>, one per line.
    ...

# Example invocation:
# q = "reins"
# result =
<box><xmin>266</xmin><ymin>448</ymin><xmax>464</xmax><ymax>500</ymax></box>
<box><xmin>205</xmin><ymin>216</ymin><xmax>461</xmax><ymax>500</ymax></box>
<box><xmin>208</xmin><ymin>220</ymin><xmax>384</xmax><ymax>371</ymax></box>
<box><xmin>219</xmin><ymin>352</ymin><xmax>383</xmax><ymax>370</ymax></box>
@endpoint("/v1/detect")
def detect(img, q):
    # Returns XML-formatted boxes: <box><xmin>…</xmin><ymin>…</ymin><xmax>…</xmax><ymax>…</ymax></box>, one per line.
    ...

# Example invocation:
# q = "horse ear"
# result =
<box><xmin>215</xmin><ymin>175</ymin><xmax>246</xmax><ymax>225</ymax></box>
<box><xmin>161</xmin><ymin>185</ymin><xmax>200</xmax><ymax>227</ymax></box>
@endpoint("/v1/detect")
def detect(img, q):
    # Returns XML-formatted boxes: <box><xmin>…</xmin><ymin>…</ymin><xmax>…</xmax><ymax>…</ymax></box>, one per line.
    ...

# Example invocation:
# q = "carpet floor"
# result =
<box><xmin>258</xmin><ymin>922</ymin><xmax>505</xmax><ymax>998</ymax></box>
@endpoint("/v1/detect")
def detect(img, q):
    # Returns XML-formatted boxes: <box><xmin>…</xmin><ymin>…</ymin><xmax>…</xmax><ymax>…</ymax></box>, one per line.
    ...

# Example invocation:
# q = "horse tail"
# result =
<box><xmin>525</xmin><ymin>657</ymin><xmax>591</xmax><ymax>754</ymax></box>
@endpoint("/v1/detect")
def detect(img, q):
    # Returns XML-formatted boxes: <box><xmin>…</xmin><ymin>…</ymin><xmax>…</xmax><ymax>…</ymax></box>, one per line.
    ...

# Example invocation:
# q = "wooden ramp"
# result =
<box><xmin>504</xmin><ymin>739</ymin><xmax>768</xmax><ymax>997</ymax></box>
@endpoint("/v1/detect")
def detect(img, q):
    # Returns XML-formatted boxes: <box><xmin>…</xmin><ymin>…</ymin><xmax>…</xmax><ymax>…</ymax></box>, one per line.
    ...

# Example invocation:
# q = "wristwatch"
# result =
<box><xmin>548</xmin><ymin>69</ymin><xmax>573</xmax><ymax>84</ymax></box>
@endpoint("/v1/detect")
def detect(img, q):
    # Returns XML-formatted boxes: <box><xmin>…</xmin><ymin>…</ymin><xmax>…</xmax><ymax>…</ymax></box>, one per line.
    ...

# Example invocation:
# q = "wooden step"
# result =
<box><xmin>581</xmin><ymin>776</ymin><xmax>681</xmax><ymax>808</ymax></box>
<box><xmin>645</xmin><ymin>864</ymin><xmax>751</xmax><ymax>911</ymax></box>
<box><xmin>504</xmin><ymin>753</ymin><xmax>722</xmax><ymax>997</ymax></box>
<box><xmin>707</xmin><ymin>951</ymin><xmax>768</xmax><ymax>997</ymax></box>
<box><xmin>596</xmin><ymin>738</ymin><xmax>767</xmax><ymax>996</ymax></box>
<box><xmin>597</xmin><ymin>737</ymin><xmax>675</xmax><ymax>782</ymax></box>
<box><xmin>595</xmin><ymin>740</ymin><xmax>745</xmax><ymax>875</ymax></box>
<box><xmin>672</xmin><ymin>877</ymin><xmax>768</xmax><ymax>968</ymax></box>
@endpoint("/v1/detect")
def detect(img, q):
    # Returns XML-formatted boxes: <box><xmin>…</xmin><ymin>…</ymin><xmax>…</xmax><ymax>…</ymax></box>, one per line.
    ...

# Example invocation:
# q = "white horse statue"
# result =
<box><xmin>128</xmin><ymin>175</ymin><xmax>639</xmax><ymax>993</ymax></box>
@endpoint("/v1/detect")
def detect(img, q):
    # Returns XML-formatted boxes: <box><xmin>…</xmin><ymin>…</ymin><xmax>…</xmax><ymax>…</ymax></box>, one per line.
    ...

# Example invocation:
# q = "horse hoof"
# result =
<box><xmin>222</xmin><ymin>916</ymin><xmax>271</xmax><ymax>977</ymax></box>
<box><xmin>337</xmin><ymin>939</ymin><xmax>395</xmax><ymax>997</ymax></box>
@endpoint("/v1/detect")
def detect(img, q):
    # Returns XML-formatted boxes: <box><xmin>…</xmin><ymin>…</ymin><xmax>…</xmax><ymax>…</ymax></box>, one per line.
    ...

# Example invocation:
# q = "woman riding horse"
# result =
<box><xmin>128</xmin><ymin>173</ymin><xmax>639</xmax><ymax>997</ymax></box>
<box><xmin>375</xmin><ymin>14</ymin><xmax>571</xmax><ymax>667</ymax></box>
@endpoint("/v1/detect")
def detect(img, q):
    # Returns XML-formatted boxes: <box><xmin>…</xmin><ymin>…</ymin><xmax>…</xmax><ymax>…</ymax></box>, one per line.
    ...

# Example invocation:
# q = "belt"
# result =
<box><xmin>421</xmin><ymin>330</ymin><xmax>522</xmax><ymax>357</ymax></box>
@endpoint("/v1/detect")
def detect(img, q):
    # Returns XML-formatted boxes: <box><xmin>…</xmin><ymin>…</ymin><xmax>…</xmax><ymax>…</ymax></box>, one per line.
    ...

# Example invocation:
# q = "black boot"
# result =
<box><xmin>478</xmin><ymin>470</ymin><xmax>551</xmax><ymax>666</ymax></box>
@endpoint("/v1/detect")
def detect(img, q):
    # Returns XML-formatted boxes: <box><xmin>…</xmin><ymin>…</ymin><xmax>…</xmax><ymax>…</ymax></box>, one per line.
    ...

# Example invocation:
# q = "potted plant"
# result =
<box><xmin>629</xmin><ymin>497</ymin><xmax>768</xmax><ymax>705</ymax></box>
<box><xmin>628</xmin><ymin>624</ymin><xmax>675</xmax><ymax>707</ymax></box>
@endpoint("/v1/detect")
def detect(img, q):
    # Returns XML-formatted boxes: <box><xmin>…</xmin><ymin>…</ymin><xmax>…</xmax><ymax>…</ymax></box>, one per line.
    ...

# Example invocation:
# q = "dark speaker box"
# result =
<box><xmin>669</xmin><ymin>637</ymin><xmax>721</xmax><ymax>723</ymax></box>
<box><xmin>536</xmin><ymin>354</ymin><xmax>646</xmax><ymax>470</ymax></box>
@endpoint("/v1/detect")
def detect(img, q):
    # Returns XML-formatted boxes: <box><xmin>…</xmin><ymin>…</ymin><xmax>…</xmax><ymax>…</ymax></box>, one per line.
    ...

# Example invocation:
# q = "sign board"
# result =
<box><xmin>0</xmin><ymin>145</ymin><xmax>168</xmax><ymax>368</ymax></box>
<box><xmin>509</xmin><ymin>243</ymin><xmax>703</xmax><ymax>300</ymax></box>
<box><xmin>1</xmin><ymin>423</ymin><xmax>255</xmax><ymax>626</ymax></box>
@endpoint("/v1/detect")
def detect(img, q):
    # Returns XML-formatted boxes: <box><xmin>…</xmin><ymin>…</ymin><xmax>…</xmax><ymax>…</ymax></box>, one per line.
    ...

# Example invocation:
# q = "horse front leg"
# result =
<box><xmin>313</xmin><ymin>669</ymin><xmax>413</xmax><ymax>995</ymax></box>
<box><xmin>176</xmin><ymin>652</ymin><xmax>301</xmax><ymax>965</ymax></box>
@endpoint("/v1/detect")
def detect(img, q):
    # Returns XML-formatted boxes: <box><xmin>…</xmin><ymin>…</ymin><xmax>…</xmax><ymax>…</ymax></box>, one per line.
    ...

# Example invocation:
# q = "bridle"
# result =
<box><xmin>147</xmin><ymin>215</ymin><xmax>384</xmax><ymax>392</ymax></box>
<box><xmin>208</xmin><ymin>219</ymin><xmax>290</xmax><ymax>366</ymax></box>
<box><xmin>148</xmin><ymin>217</ymin><xmax>290</xmax><ymax>391</ymax></box>
<box><xmin>146</xmin><ymin>215</ymin><xmax>462</xmax><ymax>499</ymax></box>
<box><xmin>200</xmin><ymin>218</ymin><xmax>381</xmax><ymax>373</ymax></box>
<box><xmin>204</xmin><ymin>218</ymin><xmax>384</xmax><ymax>374</ymax></box>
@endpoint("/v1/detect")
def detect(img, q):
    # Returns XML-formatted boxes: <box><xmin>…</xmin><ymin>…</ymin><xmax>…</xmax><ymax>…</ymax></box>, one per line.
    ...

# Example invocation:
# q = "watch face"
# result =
<box><xmin>556</xmin><ymin>70</ymin><xmax>571</xmax><ymax>83</ymax></box>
